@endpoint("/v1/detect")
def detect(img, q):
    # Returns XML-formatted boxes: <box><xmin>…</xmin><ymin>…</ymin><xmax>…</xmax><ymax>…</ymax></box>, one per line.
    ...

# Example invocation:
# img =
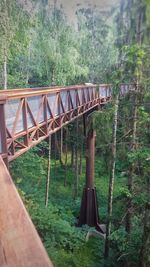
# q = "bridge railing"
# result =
<box><xmin>0</xmin><ymin>84</ymin><xmax>134</xmax><ymax>163</ymax></box>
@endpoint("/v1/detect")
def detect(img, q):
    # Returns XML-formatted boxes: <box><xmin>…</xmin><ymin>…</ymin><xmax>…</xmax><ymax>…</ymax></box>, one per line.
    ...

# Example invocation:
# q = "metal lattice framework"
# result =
<box><xmin>0</xmin><ymin>84</ymin><xmax>134</xmax><ymax>164</ymax></box>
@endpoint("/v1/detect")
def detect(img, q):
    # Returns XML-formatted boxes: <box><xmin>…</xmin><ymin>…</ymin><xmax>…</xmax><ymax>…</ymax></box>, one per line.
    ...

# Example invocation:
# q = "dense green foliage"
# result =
<box><xmin>1</xmin><ymin>0</ymin><xmax>150</xmax><ymax>266</ymax></box>
<box><xmin>10</xmin><ymin>141</ymin><xmax>125</xmax><ymax>267</ymax></box>
<box><xmin>0</xmin><ymin>1</ymin><xmax>117</xmax><ymax>88</ymax></box>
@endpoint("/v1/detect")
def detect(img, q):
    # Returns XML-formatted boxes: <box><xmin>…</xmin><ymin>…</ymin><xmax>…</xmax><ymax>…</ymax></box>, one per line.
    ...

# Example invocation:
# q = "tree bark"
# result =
<box><xmin>45</xmin><ymin>135</ymin><xmax>51</xmax><ymax>208</ymax></box>
<box><xmin>4</xmin><ymin>51</ymin><xmax>7</xmax><ymax>90</ymax></box>
<box><xmin>74</xmin><ymin>119</ymin><xmax>79</xmax><ymax>198</ymax></box>
<box><xmin>71</xmin><ymin>143</ymin><xmax>75</xmax><ymax>168</ymax></box>
<box><xmin>26</xmin><ymin>41</ymin><xmax>31</xmax><ymax>86</ymax></box>
<box><xmin>64</xmin><ymin>128</ymin><xmax>68</xmax><ymax>187</ymax></box>
<box><xmin>104</xmin><ymin>94</ymin><xmax>119</xmax><ymax>265</ymax></box>
<box><xmin>79</xmin><ymin>139</ymin><xmax>83</xmax><ymax>175</ymax></box>
<box><xmin>138</xmin><ymin>177</ymin><xmax>150</xmax><ymax>267</ymax></box>
<box><xmin>126</xmin><ymin>91</ymin><xmax>138</xmax><ymax>233</ymax></box>
<box><xmin>59</xmin><ymin>127</ymin><xmax>64</xmax><ymax>167</ymax></box>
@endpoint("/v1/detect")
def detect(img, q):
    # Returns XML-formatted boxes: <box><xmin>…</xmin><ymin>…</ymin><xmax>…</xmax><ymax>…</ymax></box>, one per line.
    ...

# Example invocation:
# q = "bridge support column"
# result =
<box><xmin>78</xmin><ymin>129</ymin><xmax>104</xmax><ymax>233</ymax></box>
<box><xmin>0</xmin><ymin>95</ymin><xmax>8</xmax><ymax>167</ymax></box>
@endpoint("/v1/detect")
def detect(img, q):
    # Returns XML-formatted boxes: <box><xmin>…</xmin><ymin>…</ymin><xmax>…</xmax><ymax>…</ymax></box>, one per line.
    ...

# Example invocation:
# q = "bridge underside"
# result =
<box><xmin>6</xmin><ymin>97</ymin><xmax>105</xmax><ymax>161</ymax></box>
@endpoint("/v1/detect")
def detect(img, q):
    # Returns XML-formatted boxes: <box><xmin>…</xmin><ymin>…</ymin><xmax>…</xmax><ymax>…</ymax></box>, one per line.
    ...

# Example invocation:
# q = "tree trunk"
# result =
<box><xmin>104</xmin><ymin>94</ymin><xmax>119</xmax><ymax>265</ymax></box>
<box><xmin>54</xmin><ymin>131</ymin><xmax>63</xmax><ymax>166</ymax></box>
<box><xmin>64</xmin><ymin>128</ymin><xmax>68</xmax><ymax>187</ymax></box>
<box><xmin>60</xmin><ymin>127</ymin><xmax>63</xmax><ymax>160</ymax></box>
<box><xmin>54</xmin><ymin>132</ymin><xmax>57</xmax><ymax>179</ymax></box>
<box><xmin>71</xmin><ymin>143</ymin><xmax>75</xmax><ymax>168</ymax></box>
<box><xmin>4</xmin><ymin>51</ymin><xmax>7</xmax><ymax>90</ymax></box>
<box><xmin>138</xmin><ymin>177</ymin><xmax>150</xmax><ymax>267</ymax></box>
<box><xmin>26</xmin><ymin>41</ymin><xmax>31</xmax><ymax>86</ymax></box>
<box><xmin>4</xmin><ymin>0</ymin><xmax>8</xmax><ymax>90</ymax></box>
<box><xmin>45</xmin><ymin>135</ymin><xmax>51</xmax><ymax>208</ymax></box>
<box><xmin>74</xmin><ymin>119</ymin><xmax>79</xmax><ymax>198</ymax></box>
<box><xmin>138</xmin><ymin>209</ymin><xmax>150</xmax><ymax>267</ymax></box>
<box><xmin>79</xmin><ymin>140</ymin><xmax>83</xmax><ymax>175</ymax></box>
<box><xmin>59</xmin><ymin>127</ymin><xmax>64</xmax><ymax>167</ymax></box>
<box><xmin>126</xmin><ymin>91</ymin><xmax>138</xmax><ymax>233</ymax></box>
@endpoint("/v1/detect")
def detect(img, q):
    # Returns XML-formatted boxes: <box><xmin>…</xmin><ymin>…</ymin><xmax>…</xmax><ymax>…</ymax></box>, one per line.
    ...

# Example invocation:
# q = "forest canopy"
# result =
<box><xmin>0</xmin><ymin>0</ymin><xmax>150</xmax><ymax>267</ymax></box>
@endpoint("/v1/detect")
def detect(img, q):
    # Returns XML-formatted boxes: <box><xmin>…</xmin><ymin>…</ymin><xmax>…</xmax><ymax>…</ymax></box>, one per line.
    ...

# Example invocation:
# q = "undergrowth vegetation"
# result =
<box><xmin>10</xmin><ymin>140</ymin><xmax>126</xmax><ymax>267</ymax></box>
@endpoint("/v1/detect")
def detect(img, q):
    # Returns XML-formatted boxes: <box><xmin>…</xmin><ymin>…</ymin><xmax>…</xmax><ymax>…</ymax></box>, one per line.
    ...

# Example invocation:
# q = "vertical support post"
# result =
<box><xmin>0</xmin><ymin>95</ymin><xmax>8</xmax><ymax>167</ymax></box>
<box><xmin>86</xmin><ymin>129</ymin><xmax>96</xmax><ymax>189</ymax></box>
<box><xmin>58</xmin><ymin>92</ymin><xmax>62</xmax><ymax>128</ymax></box>
<box><xmin>78</xmin><ymin>128</ymin><xmax>104</xmax><ymax>233</ymax></box>
<box><xmin>76</xmin><ymin>90</ymin><xmax>79</xmax><ymax>117</ymax></box>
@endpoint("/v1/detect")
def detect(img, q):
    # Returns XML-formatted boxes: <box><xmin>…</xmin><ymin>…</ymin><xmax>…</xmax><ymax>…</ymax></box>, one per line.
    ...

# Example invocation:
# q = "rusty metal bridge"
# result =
<box><xmin>0</xmin><ymin>84</ymin><xmax>133</xmax><ymax>267</ymax></box>
<box><xmin>0</xmin><ymin>84</ymin><xmax>131</xmax><ymax>165</ymax></box>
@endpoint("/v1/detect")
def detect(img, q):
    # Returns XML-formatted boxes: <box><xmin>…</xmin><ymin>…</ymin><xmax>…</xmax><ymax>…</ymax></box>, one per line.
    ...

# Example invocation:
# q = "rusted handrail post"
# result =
<box><xmin>0</xmin><ymin>95</ymin><xmax>8</xmax><ymax>167</ymax></box>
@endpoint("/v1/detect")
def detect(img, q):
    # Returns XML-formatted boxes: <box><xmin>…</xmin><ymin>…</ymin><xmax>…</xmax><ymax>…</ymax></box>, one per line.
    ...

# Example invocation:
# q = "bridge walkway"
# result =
<box><xmin>0</xmin><ymin>84</ymin><xmax>132</xmax><ymax>164</ymax></box>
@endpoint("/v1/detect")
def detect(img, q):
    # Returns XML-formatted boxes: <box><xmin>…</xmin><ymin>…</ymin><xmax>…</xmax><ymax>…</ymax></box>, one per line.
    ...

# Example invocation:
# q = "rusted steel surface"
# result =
<box><xmin>0</xmin><ymin>156</ymin><xmax>53</xmax><ymax>267</ymax></box>
<box><xmin>0</xmin><ymin>84</ymin><xmax>133</xmax><ymax>163</ymax></box>
<box><xmin>78</xmin><ymin>129</ymin><xmax>103</xmax><ymax>232</ymax></box>
<box><xmin>86</xmin><ymin>129</ymin><xmax>96</xmax><ymax>188</ymax></box>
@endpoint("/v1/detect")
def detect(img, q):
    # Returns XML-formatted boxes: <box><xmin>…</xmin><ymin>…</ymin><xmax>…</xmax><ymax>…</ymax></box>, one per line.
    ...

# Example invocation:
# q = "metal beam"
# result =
<box><xmin>86</xmin><ymin>129</ymin><xmax>96</xmax><ymax>188</ymax></box>
<box><xmin>78</xmin><ymin>128</ymin><xmax>105</xmax><ymax>233</ymax></box>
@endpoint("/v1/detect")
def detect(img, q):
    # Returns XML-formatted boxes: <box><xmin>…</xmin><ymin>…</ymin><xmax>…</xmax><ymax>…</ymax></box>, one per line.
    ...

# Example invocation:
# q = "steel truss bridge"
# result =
<box><xmin>0</xmin><ymin>84</ymin><xmax>132</xmax><ymax>165</ymax></box>
<box><xmin>0</xmin><ymin>84</ymin><xmax>134</xmax><ymax>267</ymax></box>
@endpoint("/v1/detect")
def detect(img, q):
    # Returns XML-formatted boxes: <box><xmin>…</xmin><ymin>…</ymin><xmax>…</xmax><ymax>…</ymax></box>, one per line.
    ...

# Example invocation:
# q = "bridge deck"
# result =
<box><xmin>0</xmin><ymin>84</ymin><xmax>133</xmax><ymax>164</ymax></box>
<box><xmin>0</xmin><ymin>156</ymin><xmax>53</xmax><ymax>267</ymax></box>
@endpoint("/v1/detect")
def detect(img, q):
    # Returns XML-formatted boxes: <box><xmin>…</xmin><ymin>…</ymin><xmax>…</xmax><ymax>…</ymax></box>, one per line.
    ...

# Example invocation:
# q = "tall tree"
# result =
<box><xmin>0</xmin><ymin>0</ymin><xmax>29</xmax><ymax>89</ymax></box>
<box><xmin>104</xmin><ymin>91</ymin><xmax>119</xmax><ymax>266</ymax></box>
